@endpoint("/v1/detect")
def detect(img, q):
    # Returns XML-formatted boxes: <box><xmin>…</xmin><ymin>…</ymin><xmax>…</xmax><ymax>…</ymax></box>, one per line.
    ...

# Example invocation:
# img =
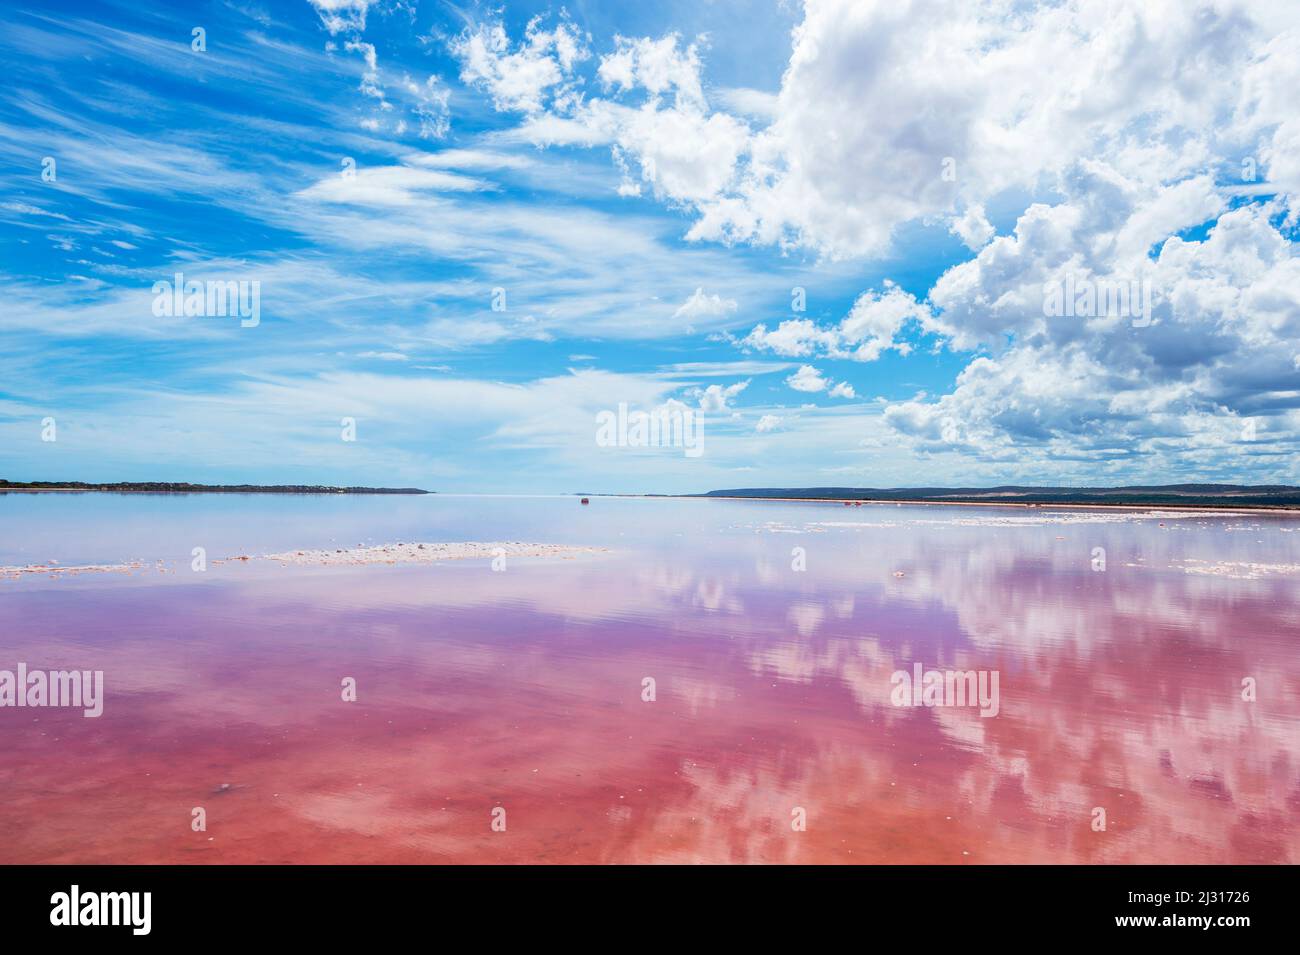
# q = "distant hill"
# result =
<box><xmin>0</xmin><ymin>480</ymin><xmax>430</xmax><ymax>494</ymax></box>
<box><xmin>696</xmin><ymin>485</ymin><xmax>1300</xmax><ymax>509</ymax></box>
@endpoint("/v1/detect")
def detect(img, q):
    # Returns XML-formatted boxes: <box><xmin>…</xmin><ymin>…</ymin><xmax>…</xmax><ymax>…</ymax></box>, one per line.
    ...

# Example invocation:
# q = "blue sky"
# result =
<box><xmin>2</xmin><ymin>0</ymin><xmax>1298</xmax><ymax>493</ymax></box>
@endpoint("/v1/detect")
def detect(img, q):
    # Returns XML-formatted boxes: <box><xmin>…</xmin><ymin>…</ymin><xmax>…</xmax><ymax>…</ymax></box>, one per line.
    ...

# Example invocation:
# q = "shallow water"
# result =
<box><xmin>1</xmin><ymin>493</ymin><xmax>1297</xmax><ymax>863</ymax></box>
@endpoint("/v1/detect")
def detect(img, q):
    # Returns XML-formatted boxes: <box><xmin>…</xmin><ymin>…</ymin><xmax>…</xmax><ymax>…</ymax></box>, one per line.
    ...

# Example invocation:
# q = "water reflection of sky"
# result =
<box><xmin>1</xmin><ymin>495</ymin><xmax>1297</xmax><ymax>863</ymax></box>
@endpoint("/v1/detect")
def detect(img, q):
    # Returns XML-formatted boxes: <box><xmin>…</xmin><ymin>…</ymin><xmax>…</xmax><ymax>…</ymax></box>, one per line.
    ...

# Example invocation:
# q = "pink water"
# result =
<box><xmin>1</xmin><ymin>493</ymin><xmax>1297</xmax><ymax>863</ymax></box>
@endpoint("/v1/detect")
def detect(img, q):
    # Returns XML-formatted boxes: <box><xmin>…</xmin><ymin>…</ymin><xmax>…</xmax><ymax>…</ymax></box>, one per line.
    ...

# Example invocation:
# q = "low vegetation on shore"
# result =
<box><xmin>0</xmin><ymin>481</ymin><xmax>429</xmax><ymax>494</ymax></box>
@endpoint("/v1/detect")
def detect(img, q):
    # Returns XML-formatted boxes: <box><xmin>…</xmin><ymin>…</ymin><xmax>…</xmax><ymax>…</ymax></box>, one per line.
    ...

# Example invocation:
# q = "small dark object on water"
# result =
<box><xmin>581</xmin><ymin>498</ymin><xmax>589</xmax><ymax>505</ymax></box>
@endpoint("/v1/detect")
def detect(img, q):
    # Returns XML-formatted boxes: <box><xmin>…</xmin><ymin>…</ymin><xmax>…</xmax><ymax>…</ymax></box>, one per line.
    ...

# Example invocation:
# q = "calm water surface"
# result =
<box><xmin>1</xmin><ymin>493</ymin><xmax>1297</xmax><ymax>863</ymax></box>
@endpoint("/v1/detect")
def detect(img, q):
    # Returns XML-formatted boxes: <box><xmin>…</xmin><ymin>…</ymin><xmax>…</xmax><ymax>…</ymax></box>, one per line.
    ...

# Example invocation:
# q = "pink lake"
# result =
<box><xmin>1</xmin><ymin>492</ymin><xmax>1297</xmax><ymax>863</ymax></box>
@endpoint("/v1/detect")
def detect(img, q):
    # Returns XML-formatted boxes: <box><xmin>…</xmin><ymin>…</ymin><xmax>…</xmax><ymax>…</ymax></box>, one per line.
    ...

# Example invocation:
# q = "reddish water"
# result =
<box><xmin>1</xmin><ymin>494</ymin><xmax>1297</xmax><ymax>863</ymax></box>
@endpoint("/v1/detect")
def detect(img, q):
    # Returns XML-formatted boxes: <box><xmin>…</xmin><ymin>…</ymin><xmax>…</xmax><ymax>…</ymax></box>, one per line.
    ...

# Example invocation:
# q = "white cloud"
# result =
<box><xmin>714</xmin><ymin>87</ymin><xmax>778</xmax><ymax>120</ymax></box>
<box><xmin>451</xmin><ymin>17</ymin><xmax>588</xmax><ymax>115</ymax></box>
<box><xmin>1</xmin><ymin>202</ymin><xmax>73</xmax><ymax>221</ymax></box>
<box><xmin>742</xmin><ymin>283</ymin><xmax>929</xmax><ymax>362</ymax></box>
<box><xmin>886</xmin><ymin>190</ymin><xmax>1300</xmax><ymax>477</ymax></box>
<box><xmin>324</xmin><ymin>30</ymin><xmax>453</xmax><ymax>140</ymax></box>
<box><xmin>740</xmin><ymin>318</ymin><xmax>837</xmax><ymax>358</ymax></box>
<box><xmin>950</xmin><ymin>203</ymin><xmax>994</xmax><ymax>251</ymax></box>
<box><xmin>486</xmin><ymin>1</ymin><xmax>1297</xmax><ymax>273</ymax></box>
<box><xmin>593</xmin><ymin>35</ymin><xmax>750</xmax><ymax>202</ymax></box>
<box><xmin>408</xmin><ymin>75</ymin><xmax>451</xmax><ymax>139</ymax></box>
<box><xmin>497</xmin><ymin>112</ymin><xmax>610</xmax><ymax>148</ymax></box>
<box><xmin>297</xmin><ymin>164</ymin><xmax>492</xmax><ymax>206</ymax></box>
<box><xmin>673</xmin><ymin>287</ymin><xmax>737</xmax><ymax>321</ymax></box>
<box><xmin>658</xmin><ymin>360</ymin><xmax>793</xmax><ymax>377</ymax></box>
<box><xmin>283</xmin><ymin>157</ymin><xmax>790</xmax><ymax>344</ymax></box>
<box><xmin>596</xmin><ymin>34</ymin><xmax>706</xmax><ymax>108</ymax></box>
<box><xmin>308</xmin><ymin>0</ymin><xmax>370</xmax><ymax>36</ymax></box>
<box><xmin>344</xmin><ymin>40</ymin><xmax>379</xmax><ymax>96</ymax></box>
<box><xmin>462</xmin><ymin>24</ymin><xmax>750</xmax><ymax>207</ymax></box>
<box><xmin>609</xmin><ymin>104</ymin><xmax>750</xmax><ymax>203</ymax></box>
<box><xmin>756</xmin><ymin>414</ymin><xmax>782</xmax><ymax>433</ymax></box>
<box><xmin>786</xmin><ymin>364</ymin><xmax>828</xmax><ymax>393</ymax></box>
<box><xmin>423</xmin><ymin>317</ymin><xmax>553</xmax><ymax>348</ymax></box>
<box><xmin>829</xmin><ymin>381</ymin><xmax>855</xmax><ymax>399</ymax></box>
<box><xmin>694</xmin><ymin>380</ymin><xmax>749</xmax><ymax>412</ymax></box>
<box><xmin>687</xmin><ymin>0</ymin><xmax>1300</xmax><ymax>259</ymax></box>
<box><xmin>406</xmin><ymin>149</ymin><xmax>530</xmax><ymax>171</ymax></box>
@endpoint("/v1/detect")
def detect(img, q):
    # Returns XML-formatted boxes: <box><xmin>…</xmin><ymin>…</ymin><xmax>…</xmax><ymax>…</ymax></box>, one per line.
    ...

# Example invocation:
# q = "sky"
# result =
<box><xmin>1</xmin><ymin>0</ymin><xmax>1298</xmax><ymax>494</ymax></box>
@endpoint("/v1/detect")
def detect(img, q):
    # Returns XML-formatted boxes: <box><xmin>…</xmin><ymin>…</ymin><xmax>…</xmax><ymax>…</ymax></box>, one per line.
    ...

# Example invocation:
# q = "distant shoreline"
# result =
<box><xmin>0</xmin><ymin>481</ymin><xmax>430</xmax><ymax>495</ymax></box>
<box><xmin>684</xmin><ymin>484</ymin><xmax>1300</xmax><ymax>512</ymax></box>
<box><xmin>687</xmin><ymin>494</ymin><xmax>1300</xmax><ymax>514</ymax></box>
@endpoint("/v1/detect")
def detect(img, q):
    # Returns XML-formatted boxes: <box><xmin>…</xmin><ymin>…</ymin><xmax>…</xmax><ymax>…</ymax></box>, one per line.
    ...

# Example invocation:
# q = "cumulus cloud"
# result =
<box><xmin>786</xmin><ymin>364</ymin><xmax>828</xmax><ymax>393</ymax></box>
<box><xmin>596</xmin><ymin>34</ymin><xmax>706</xmax><ymax>108</ymax></box>
<box><xmin>485</xmin><ymin>2</ymin><xmax>1298</xmax><ymax>266</ymax></box>
<box><xmin>886</xmin><ymin>192</ymin><xmax>1300</xmax><ymax>476</ymax></box>
<box><xmin>785</xmin><ymin>365</ymin><xmax>857</xmax><ymax>399</ymax></box>
<box><xmin>457</xmin><ymin>22</ymin><xmax>750</xmax><ymax>206</ymax></box>
<box><xmin>673</xmin><ymin>287</ymin><xmax>737</xmax><ymax>321</ymax></box>
<box><xmin>588</xmin><ymin>34</ymin><xmax>751</xmax><ymax>202</ymax></box>
<box><xmin>609</xmin><ymin>105</ymin><xmax>750</xmax><ymax>203</ymax></box>
<box><xmin>950</xmin><ymin>203</ymin><xmax>995</xmax><ymax>251</ymax></box>
<box><xmin>667</xmin><ymin>1</ymin><xmax>1298</xmax><ymax>476</ymax></box>
<box><xmin>756</xmin><ymin>414</ymin><xmax>782</xmax><ymax>433</ymax></box>
<box><xmin>693</xmin><ymin>380</ymin><xmax>749</xmax><ymax>412</ymax></box>
<box><xmin>742</xmin><ymin>283</ymin><xmax>930</xmax><ymax>362</ymax></box>
<box><xmin>737</xmin><ymin>318</ymin><xmax>835</xmax><ymax>358</ymax></box>
<box><xmin>450</xmin><ymin>17</ymin><xmax>588</xmax><ymax>114</ymax></box>
<box><xmin>688</xmin><ymin>0</ymin><xmax>1300</xmax><ymax>260</ymax></box>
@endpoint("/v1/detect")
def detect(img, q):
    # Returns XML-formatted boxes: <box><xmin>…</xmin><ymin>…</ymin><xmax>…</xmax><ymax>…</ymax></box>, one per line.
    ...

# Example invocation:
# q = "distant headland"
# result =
<box><xmin>0</xmin><ymin>480</ymin><xmax>431</xmax><ymax>494</ymax></box>
<box><xmin>693</xmin><ymin>484</ymin><xmax>1300</xmax><ymax>510</ymax></box>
